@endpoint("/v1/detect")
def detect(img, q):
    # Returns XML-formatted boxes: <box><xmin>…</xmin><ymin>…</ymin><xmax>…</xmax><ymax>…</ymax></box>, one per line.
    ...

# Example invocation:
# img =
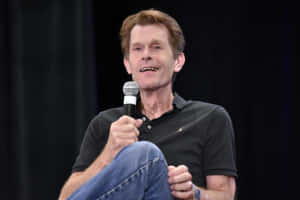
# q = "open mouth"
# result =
<box><xmin>140</xmin><ymin>67</ymin><xmax>159</xmax><ymax>72</ymax></box>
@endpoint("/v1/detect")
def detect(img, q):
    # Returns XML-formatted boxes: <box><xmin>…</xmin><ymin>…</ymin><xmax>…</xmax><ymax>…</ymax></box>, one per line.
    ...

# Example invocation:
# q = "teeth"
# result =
<box><xmin>140</xmin><ymin>67</ymin><xmax>158</xmax><ymax>72</ymax></box>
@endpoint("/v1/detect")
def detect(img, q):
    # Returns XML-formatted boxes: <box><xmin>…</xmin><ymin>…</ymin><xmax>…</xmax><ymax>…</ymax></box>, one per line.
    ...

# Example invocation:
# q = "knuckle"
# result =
<box><xmin>129</xmin><ymin>123</ymin><xmax>136</xmax><ymax>130</ymax></box>
<box><xmin>174</xmin><ymin>183</ymin><xmax>179</xmax><ymax>191</ymax></box>
<box><xmin>178</xmin><ymin>165</ymin><xmax>188</xmax><ymax>172</ymax></box>
<box><xmin>181</xmin><ymin>165</ymin><xmax>188</xmax><ymax>171</ymax></box>
<box><xmin>119</xmin><ymin>116</ymin><xmax>130</xmax><ymax>124</ymax></box>
<box><xmin>186</xmin><ymin>191</ymin><xmax>193</xmax><ymax>198</ymax></box>
<box><xmin>120</xmin><ymin>115</ymin><xmax>129</xmax><ymax>120</ymax></box>
<box><xmin>124</xmin><ymin>115</ymin><xmax>134</xmax><ymax>123</ymax></box>
<box><xmin>187</xmin><ymin>173</ymin><xmax>192</xmax><ymax>180</ymax></box>
<box><xmin>180</xmin><ymin>192</ymin><xmax>190</xmax><ymax>199</ymax></box>
<box><xmin>187</xmin><ymin>181</ymin><xmax>193</xmax><ymax>189</ymax></box>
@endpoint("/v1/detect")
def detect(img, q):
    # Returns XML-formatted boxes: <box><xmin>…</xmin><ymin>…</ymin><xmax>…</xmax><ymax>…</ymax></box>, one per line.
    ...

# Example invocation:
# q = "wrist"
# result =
<box><xmin>193</xmin><ymin>184</ymin><xmax>201</xmax><ymax>200</ymax></box>
<box><xmin>102</xmin><ymin>144</ymin><xmax>116</xmax><ymax>162</ymax></box>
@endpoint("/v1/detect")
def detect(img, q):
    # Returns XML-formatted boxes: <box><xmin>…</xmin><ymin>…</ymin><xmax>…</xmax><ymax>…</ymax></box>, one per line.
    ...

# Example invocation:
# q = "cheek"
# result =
<box><xmin>127</xmin><ymin>59</ymin><xmax>139</xmax><ymax>74</ymax></box>
<box><xmin>165</xmin><ymin>60</ymin><xmax>177</xmax><ymax>73</ymax></box>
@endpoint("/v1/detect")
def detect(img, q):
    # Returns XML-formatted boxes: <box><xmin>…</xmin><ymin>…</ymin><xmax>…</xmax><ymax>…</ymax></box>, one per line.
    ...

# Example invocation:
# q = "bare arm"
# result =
<box><xmin>168</xmin><ymin>165</ymin><xmax>236</xmax><ymax>200</ymax></box>
<box><xmin>58</xmin><ymin>150</ymin><xmax>111</xmax><ymax>200</ymax></box>
<box><xmin>196</xmin><ymin>175</ymin><xmax>236</xmax><ymax>200</ymax></box>
<box><xmin>58</xmin><ymin>116</ymin><xmax>143</xmax><ymax>200</ymax></box>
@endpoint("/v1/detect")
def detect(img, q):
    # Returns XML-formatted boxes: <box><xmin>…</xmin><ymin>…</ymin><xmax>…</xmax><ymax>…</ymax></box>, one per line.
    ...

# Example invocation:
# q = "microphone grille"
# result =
<box><xmin>123</xmin><ymin>81</ymin><xmax>139</xmax><ymax>96</ymax></box>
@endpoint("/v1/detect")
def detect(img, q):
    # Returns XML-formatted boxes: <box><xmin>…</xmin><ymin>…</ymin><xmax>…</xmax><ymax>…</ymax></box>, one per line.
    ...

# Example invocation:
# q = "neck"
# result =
<box><xmin>139</xmin><ymin>86</ymin><xmax>174</xmax><ymax>120</ymax></box>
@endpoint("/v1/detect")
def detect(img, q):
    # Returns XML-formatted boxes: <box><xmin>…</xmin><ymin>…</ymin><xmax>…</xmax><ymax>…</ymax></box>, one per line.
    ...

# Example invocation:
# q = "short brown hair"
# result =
<box><xmin>120</xmin><ymin>9</ymin><xmax>185</xmax><ymax>58</ymax></box>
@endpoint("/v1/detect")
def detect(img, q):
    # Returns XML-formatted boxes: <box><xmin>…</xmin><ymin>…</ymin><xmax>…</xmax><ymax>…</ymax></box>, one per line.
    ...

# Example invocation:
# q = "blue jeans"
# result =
<box><xmin>68</xmin><ymin>141</ymin><xmax>175</xmax><ymax>200</ymax></box>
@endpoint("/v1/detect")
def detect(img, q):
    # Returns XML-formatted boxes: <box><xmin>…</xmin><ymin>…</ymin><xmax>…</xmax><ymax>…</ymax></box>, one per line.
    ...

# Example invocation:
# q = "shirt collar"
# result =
<box><xmin>173</xmin><ymin>93</ymin><xmax>188</xmax><ymax>110</ymax></box>
<box><xmin>135</xmin><ymin>92</ymin><xmax>188</xmax><ymax>118</ymax></box>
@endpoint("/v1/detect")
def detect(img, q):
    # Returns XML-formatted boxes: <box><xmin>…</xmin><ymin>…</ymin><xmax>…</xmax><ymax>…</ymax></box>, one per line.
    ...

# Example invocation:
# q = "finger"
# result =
<box><xmin>110</xmin><ymin>117</ymin><xmax>134</xmax><ymax>134</ymax></box>
<box><xmin>120</xmin><ymin>116</ymin><xmax>143</xmax><ymax>129</ymax></box>
<box><xmin>168</xmin><ymin>165</ymin><xmax>189</xmax><ymax>176</ymax></box>
<box><xmin>112</xmin><ymin>121</ymin><xmax>140</xmax><ymax>138</ymax></box>
<box><xmin>116</xmin><ymin>129</ymin><xmax>139</xmax><ymax>140</ymax></box>
<box><xmin>168</xmin><ymin>165</ymin><xmax>176</xmax><ymax>174</ymax></box>
<box><xmin>119</xmin><ymin>123</ymin><xmax>139</xmax><ymax>133</ymax></box>
<box><xmin>114</xmin><ymin>137</ymin><xmax>137</xmax><ymax>148</ymax></box>
<box><xmin>117</xmin><ymin>132</ymin><xmax>138</xmax><ymax>140</ymax></box>
<box><xmin>168</xmin><ymin>171</ymin><xmax>192</xmax><ymax>184</ymax></box>
<box><xmin>124</xmin><ymin>123</ymin><xmax>140</xmax><ymax>137</ymax></box>
<box><xmin>171</xmin><ymin>190</ymin><xmax>193</xmax><ymax>199</ymax></box>
<box><xmin>123</xmin><ymin>138</ymin><xmax>138</xmax><ymax>146</ymax></box>
<box><xmin>118</xmin><ymin>115</ymin><xmax>137</xmax><ymax>125</ymax></box>
<box><xmin>135</xmin><ymin>119</ymin><xmax>143</xmax><ymax>128</ymax></box>
<box><xmin>170</xmin><ymin>180</ymin><xmax>193</xmax><ymax>191</ymax></box>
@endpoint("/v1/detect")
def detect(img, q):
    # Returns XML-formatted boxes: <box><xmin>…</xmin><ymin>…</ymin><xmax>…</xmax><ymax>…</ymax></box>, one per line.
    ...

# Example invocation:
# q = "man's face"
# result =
<box><xmin>124</xmin><ymin>24</ymin><xmax>184</xmax><ymax>91</ymax></box>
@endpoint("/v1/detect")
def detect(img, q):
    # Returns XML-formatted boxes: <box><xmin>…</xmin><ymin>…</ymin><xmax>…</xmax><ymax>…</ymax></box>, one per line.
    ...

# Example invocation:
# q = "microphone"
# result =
<box><xmin>123</xmin><ymin>81</ymin><xmax>139</xmax><ymax>117</ymax></box>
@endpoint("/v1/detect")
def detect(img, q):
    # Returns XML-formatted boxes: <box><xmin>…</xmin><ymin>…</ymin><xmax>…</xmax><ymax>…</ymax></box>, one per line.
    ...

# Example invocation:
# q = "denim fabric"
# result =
<box><xmin>68</xmin><ymin>141</ymin><xmax>174</xmax><ymax>200</ymax></box>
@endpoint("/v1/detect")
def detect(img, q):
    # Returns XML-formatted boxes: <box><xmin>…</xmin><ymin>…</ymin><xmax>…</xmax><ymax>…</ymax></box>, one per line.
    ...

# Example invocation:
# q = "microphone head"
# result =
<box><xmin>123</xmin><ymin>81</ymin><xmax>139</xmax><ymax>96</ymax></box>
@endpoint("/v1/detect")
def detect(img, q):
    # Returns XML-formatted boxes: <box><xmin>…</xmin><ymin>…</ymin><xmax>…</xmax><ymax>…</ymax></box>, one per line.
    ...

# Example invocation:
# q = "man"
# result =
<box><xmin>59</xmin><ymin>9</ymin><xmax>237</xmax><ymax>200</ymax></box>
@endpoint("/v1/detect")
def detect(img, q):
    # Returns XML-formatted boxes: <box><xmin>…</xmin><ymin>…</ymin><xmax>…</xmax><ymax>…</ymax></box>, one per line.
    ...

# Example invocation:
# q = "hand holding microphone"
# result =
<box><xmin>102</xmin><ymin>81</ymin><xmax>143</xmax><ymax>162</ymax></box>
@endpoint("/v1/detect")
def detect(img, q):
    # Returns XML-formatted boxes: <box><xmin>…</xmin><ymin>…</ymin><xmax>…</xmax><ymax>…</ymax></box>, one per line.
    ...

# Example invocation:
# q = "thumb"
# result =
<box><xmin>135</xmin><ymin>119</ymin><xmax>143</xmax><ymax>128</ymax></box>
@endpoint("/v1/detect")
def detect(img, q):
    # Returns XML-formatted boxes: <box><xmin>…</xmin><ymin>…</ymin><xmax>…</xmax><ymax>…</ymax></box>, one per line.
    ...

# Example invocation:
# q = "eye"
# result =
<box><xmin>154</xmin><ymin>45</ymin><xmax>161</xmax><ymax>49</ymax></box>
<box><xmin>133</xmin><ymin>47</ymin><xmax>141</xmax><ymax>51</ymax></box>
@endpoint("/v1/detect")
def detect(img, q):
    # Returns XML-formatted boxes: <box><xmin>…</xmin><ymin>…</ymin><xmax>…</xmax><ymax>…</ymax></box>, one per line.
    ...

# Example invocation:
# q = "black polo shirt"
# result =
<box><xmin>72</xmin><ymin>94</ymin><xmax>237</xmax><ymax>187</ymax></box>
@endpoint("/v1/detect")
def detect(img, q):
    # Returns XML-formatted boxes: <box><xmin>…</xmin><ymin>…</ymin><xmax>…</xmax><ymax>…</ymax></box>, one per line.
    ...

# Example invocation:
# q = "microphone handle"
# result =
<box><xmin>123</xmin><ymin>95</ymin><xmax>137</xmax><ymax>117</ymax></box>
<box><xmin>124</xmin><ymin>104</ymin><xmax>136</xmax><ymax>117</ymax></box>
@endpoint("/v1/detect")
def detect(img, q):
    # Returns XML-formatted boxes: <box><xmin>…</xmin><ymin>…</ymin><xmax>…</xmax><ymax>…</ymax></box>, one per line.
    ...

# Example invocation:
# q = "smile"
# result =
<box><xmin>140</xmin><ymin>67</ymin><xmax>159</xmax><ymax>72</ymax></box>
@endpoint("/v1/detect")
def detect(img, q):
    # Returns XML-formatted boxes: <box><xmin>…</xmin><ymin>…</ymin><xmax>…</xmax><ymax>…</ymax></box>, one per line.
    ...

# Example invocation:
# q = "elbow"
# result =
<box><xmin>229</xmin><ymin>178</ymin><xmax>236</xmax><ymax>200</ymax></box>
<box><xmin>58</xmin><ymin>189</ymin><xmax>68</xmax><ymax>200</ymax></box>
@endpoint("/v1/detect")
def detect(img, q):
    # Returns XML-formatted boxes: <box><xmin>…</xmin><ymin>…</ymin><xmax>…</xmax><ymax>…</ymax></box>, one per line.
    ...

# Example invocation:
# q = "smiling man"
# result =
<box><xmin>59</xmin><ymin>9</ymin><xmax>237</xmax><ymax>200</ymax></box>
<box><xmin>124</xmin><ymin>24</ymin><xmax>184</xmax><ymax>93</ymax></box>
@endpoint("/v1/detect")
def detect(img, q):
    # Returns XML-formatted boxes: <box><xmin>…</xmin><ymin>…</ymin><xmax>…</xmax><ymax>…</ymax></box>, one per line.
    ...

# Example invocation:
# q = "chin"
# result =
<box><xmin>139</xmin><ymin>82</ymin><xmax>171</xmax><ymax>92</ymax></box>
<box><xmin>139</xmin><ymin>85</ymin><xmax>158</xmax><ymax>91</ymax></box>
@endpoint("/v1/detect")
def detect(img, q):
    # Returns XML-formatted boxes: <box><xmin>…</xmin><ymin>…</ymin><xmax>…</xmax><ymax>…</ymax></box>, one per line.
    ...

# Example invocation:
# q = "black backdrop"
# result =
<box><xmin>0</xmin><ymin>0</ymin><xmax>294</xmax><ymax>199</ymax></box>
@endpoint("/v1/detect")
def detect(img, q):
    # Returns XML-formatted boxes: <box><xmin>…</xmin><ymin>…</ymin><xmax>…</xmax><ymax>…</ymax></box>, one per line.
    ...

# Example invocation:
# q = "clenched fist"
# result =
<box><xmin>102</xmin><ymin>116</ymin><xmax>143</xmax><ymax>163</ymax></box>
<box><xmin>168</xmin><ymin>165</ymin><xmax>194</xmax><ymax>200</ymax></box>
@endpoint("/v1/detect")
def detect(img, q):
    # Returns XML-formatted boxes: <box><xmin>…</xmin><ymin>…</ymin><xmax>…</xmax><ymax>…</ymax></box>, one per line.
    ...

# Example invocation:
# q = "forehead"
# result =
<box><xmin>130</xmin><ymin>24</ymin><xmax>170</xmax><ymax>45</ymax></box>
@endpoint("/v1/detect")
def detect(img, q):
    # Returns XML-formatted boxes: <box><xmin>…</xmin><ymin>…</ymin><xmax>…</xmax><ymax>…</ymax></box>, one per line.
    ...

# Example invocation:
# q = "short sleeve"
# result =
<box><xmin>203</xmin><ymin>106</ymin><xmax>237</xmax><ymax>177</ymax></box>
<box><xmin>71</xmin><ymin>115</ymin><xmax>108</xmax><ymax>173</ymax></box>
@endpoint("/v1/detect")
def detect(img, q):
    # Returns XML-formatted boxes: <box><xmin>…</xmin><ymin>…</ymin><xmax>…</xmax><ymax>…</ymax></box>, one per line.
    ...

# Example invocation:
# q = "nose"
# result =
<box><xmin>142</xmin><ymin>47</ymin><xmax>152</xmax><ymax>61</ymax></box>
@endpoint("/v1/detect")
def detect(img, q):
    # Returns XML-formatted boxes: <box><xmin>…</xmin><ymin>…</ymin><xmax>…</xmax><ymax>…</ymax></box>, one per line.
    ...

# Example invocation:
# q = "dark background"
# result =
<box><xmin>1</xmin><ymin>0</ymin><xmax>295</xmax><ymax>199</ymax></box>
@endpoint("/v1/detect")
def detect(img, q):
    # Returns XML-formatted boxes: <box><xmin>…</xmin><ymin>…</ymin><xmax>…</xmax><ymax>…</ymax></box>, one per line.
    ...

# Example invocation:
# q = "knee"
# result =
<box><xmin>131</xmin><ymin>141</ymin><xmax>160</xmax><ymax>151</ymax></box>
<box><xmin>117</xmin><ymin>141</ymin><xmax>165</xmax><ymax>164</ymax></box>
<box><xmin>131</xmin><ymin>141</ymin><xmax>162</xmax><ymax>156</ymax></box>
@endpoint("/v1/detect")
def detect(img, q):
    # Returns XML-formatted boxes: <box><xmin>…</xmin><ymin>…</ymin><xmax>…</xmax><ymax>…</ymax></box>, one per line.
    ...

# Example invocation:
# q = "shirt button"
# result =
<box><xmin>142</xmin><ymin>117</ymin><xmax>147</xmax><ymax>122</ymax></box>
<box><xmin>147</xmin><ymin>124</ymin><xmax>152</xmax><ymax>130</ymax></box>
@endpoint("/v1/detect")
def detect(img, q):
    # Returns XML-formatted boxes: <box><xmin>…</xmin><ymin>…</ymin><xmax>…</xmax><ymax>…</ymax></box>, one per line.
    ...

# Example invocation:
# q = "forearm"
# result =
<box><xmin>59</xmin><ymin>173</ymin><xmax>91</xmax><ymax>200</ymax></box>
<box><xmin>59</xmin><ymin>147</ymin><xmax>113</xmax><ymax>200</ymax></box>
<box><xmin>195</xmin><ymin>186</ymin><xmax>235</xmax><ymax>200</ymax></box>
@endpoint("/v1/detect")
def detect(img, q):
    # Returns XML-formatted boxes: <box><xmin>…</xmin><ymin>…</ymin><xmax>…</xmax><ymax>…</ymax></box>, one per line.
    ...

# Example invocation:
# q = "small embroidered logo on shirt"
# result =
<box><xmin>177</xmin><ymin>127</ymin><xmax>183</xmax><ymax>133</ymax></box>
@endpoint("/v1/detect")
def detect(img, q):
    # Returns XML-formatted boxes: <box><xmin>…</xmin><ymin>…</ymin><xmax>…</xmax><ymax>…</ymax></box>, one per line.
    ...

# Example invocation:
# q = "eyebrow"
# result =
<box><xmin>131</xmin><ymin>39</ymin><xmax>164</xmax><ymax>47</ymax></box>
<box><xmin>150</xmin><ymin>40</ymin><xmax>163</xmax><ymax>45</ymax></box>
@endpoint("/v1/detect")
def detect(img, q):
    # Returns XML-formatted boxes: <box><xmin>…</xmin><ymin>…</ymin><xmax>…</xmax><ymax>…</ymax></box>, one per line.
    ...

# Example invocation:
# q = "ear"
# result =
<box><xmin>174</xmin><ymin>53</ymin><xmax>185</xmax><ymax>72</ymax></box>
<box><xmin>123</xmin><ymin>57</ymin><xmax>132</xmax><ymax>74</ymax></box>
